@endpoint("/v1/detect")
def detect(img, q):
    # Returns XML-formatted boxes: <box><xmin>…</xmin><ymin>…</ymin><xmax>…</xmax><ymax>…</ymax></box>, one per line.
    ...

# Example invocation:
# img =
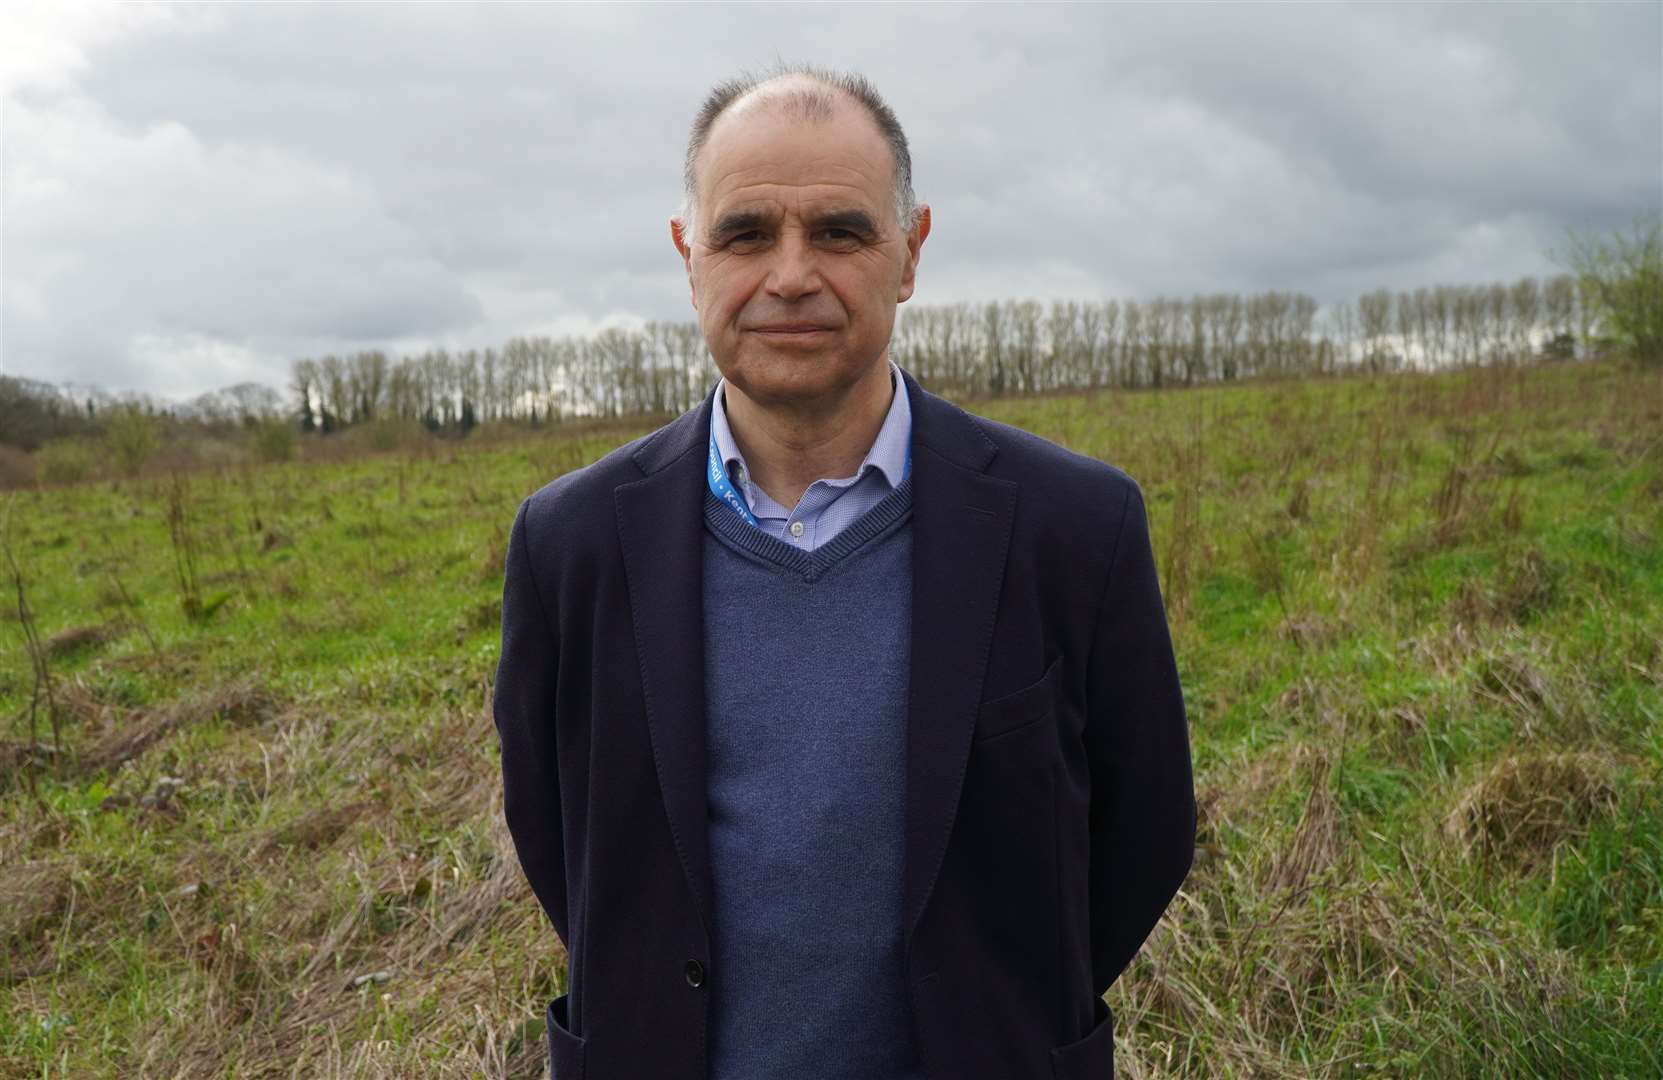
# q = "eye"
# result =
<box><xmin>817</xmin><ymin>227</ymin><xmax>863</xmax><ymax>247</ymax></box>
<box><xmin>726</xmin><ymin>230</ymin><xmax>767</xmax><ymax>250</ymax></box>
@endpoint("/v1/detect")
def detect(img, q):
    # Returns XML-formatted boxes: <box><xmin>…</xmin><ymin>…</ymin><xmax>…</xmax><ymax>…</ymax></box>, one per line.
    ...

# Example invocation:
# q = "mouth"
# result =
<box><xmin>750</xmin><ymin>324</ymin><xmax>836</xmax><ymax>336</ymax></box>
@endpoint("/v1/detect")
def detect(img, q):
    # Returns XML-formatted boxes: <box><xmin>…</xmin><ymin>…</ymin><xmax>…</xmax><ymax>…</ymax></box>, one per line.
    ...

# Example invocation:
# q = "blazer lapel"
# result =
<box><xmin>899</xmin><ymin>368</ymin><xmax>1019</xmax><ymax>944</ymax></box>
<box><xmin>615</xmin><ymin>389</ymin><xmax>718</xmax><ymax>937</ymax></box>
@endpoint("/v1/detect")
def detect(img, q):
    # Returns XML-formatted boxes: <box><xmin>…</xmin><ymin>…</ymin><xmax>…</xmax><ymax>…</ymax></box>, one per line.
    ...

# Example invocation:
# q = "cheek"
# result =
<box><xmin>848</xmin><ymin>254</ymin><xmax>903</xmax><ymax>300</ymax></box>
<box><xmin>829</xmin><ymin>265</ymin><xmax>892</xmax><ymax>319</ymax></box>
<box><xmin>696</xmin><ymin>262</ymin><xmax>761</xmax><ymax>327</ymax></box>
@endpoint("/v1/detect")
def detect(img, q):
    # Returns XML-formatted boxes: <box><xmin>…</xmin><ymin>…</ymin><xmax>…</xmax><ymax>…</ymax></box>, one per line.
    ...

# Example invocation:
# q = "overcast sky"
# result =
<box><xmin>3</xmin><ymin>1</ymin><xmax>1658</xmax><ymax>402</ymax></box>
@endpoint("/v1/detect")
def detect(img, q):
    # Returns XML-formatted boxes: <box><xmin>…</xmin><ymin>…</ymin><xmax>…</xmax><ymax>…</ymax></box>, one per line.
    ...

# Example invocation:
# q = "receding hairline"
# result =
<box><xmin>691</xmin><ymin>78</ymin><xmax>888</xmax><ymax>191</ymax></box>
<box><xmin>701</xmin><ymin>73</ymin><xmax>863</xmax><ymax>141</ymax></box>
<box><xmin>679</xmin><ymin>65</ymin><xmax>919</xmax><ymax>240</ymax></box>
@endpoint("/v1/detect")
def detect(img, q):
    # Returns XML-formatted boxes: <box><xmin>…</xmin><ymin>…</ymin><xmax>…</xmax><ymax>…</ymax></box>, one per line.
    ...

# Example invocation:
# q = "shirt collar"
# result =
<box><xmin>710</xmin><ymin>358</ymin><xmax>911</xmax><ymax>490</ymax></box>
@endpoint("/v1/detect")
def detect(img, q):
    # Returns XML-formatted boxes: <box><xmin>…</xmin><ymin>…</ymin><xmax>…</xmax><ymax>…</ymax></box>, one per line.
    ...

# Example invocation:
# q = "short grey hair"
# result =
<box><xmin>678</xmin><ymin>63</ymin><xmax>921</xmax><ymax>245</ymax></box>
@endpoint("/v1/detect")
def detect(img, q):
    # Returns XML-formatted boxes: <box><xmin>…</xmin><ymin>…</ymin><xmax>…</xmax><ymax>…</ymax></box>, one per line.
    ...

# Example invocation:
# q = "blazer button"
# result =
<box><xmin>684</xmin><ymin>959</ymin><xmax>706</xmax><ymax>988</ymax></box>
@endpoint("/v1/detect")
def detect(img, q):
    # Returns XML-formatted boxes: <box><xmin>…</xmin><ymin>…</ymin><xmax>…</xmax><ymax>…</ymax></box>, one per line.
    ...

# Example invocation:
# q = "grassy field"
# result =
<box><xmin>2</xmin><ymin>359</ymin><xmax>1660</xmax><ymax>1078</ymax></box>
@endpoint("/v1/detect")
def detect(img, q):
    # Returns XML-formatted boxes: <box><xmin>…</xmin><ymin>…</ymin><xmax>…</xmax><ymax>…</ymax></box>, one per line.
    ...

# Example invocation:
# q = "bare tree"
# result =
<box><xmin>1509</xmin><ymin>277</ymin><xmax>1540</xmax><ymax>361</ymax></box>
<box><xmin>1357</xmin><ymin>288</ymin><xmax>1393</xmax><ymax>370</ymax></box>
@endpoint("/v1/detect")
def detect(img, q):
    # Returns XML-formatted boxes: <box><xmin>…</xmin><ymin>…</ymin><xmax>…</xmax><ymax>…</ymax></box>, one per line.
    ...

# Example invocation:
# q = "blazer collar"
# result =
<box><xmin>614</xmin><ymin>364</ymin><xmax>1016</xmax><ymax>958</ymax></box>
<box><xmin>626</xmin><ymin>364</ymin><xmax>998</xmax><ymax>479</ymax></box>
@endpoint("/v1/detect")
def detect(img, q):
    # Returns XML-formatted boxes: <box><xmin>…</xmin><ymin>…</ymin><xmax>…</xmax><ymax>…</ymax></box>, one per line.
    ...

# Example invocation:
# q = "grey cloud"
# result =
<box><xmin>1</xmin><ymin>2</ymin><xmax>1656</xmax><ymax>399</ymax></box>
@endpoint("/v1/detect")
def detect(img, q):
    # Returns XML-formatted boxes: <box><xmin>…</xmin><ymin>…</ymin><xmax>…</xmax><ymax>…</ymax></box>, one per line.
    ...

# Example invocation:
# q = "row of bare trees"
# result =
<box><xmin>287</xmin><ymin>323</ymin><xmax>711</xmax><ymax>432</ymax></box>
<box><xmin>0</xmin><ymin>271</ymin><xmax>1602</xmax><ymax>451</ymax></box>
<box><xmin>283</xmin><ymin>274</ymin><xmax>1590</xmax><ymax>429</ymax></box>
<box><xmin>899</xmin><ymin>276</ymin><xmax>1590</xmax><ymax>397</ymax></box>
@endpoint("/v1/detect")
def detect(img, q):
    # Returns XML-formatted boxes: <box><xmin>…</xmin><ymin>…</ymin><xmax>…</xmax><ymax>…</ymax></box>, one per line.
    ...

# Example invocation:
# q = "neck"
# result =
<box><xmin>722</xmin><ymin>359</ymin><xmax>895</xmax><ymax>510</ymax></box>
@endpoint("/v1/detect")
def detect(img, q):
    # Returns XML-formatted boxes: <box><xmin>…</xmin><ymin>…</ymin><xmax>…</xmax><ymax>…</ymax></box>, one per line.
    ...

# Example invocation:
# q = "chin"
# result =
<box><xmin>725</xmin><ymin>356</ymin><xmax>862</xmax><ymax>407</ymax></box>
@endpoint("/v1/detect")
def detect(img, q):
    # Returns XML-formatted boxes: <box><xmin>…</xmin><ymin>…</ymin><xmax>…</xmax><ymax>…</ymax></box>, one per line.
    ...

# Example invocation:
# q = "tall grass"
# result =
<box><xmin>1</xmin><ymin>358</ymin><xmax>1658</xmax><ymax>1077</ymax></box>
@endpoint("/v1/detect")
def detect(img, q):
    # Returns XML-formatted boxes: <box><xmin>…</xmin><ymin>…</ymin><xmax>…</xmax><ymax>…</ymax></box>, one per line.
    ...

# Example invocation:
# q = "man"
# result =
<box><xmin>493</xmin><ymin>65</ymin><xmax>1195</xmax><ymax>1080</ymax></box>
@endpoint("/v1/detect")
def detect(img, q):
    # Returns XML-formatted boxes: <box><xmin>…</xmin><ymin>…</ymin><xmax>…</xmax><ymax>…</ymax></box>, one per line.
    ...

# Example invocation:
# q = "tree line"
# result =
<box><xmin>281</xmin><ymin>273</ymin><xmax>1594</xmax><ymax>431</ymax></box>
<box><xmin>6</xmin><ymin>204</ymin><xmax>1658</xmax><ymax>456</ymax></box>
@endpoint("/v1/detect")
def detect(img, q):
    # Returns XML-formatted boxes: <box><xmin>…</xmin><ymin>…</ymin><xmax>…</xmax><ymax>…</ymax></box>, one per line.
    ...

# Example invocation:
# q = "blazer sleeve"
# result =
<box><xmin>493</xmin><ymin>496</ymin><xmax>571</xmax><ymax>947</ymax></box>
<box><xmin>1083</xmin><ymin>479</ymin><xmax>1196</xmax><ymax>994</ymax></box>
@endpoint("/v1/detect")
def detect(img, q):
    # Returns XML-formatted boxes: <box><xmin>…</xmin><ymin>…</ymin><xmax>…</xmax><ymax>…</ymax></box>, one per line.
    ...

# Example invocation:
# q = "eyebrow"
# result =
<box><xmin>710</xmin><ymin>208</ymin><xmax>773</xmax><ymax>241</ymax></box>
<box><xmin>708</xmin><ymin>206</ymin><xmax>882</xmax><ymax>241</ymax></box>
<box><xmin>809</xmin><ymin>209</ymin><xmax>880</xmax><ymax>237</ymax></box>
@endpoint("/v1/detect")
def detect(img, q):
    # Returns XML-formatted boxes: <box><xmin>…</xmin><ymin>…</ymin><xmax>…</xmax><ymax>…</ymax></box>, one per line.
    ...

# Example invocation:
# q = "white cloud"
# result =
<box><xmin>0</xmin><ymin>0</ymin><xmax>171</xmax><ymax>96</ymax></box>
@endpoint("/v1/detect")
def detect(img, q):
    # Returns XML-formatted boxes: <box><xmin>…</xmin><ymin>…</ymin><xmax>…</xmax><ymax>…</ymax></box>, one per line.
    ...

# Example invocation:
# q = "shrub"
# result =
<box><xmin>1556</xmin><ymin>212</ymin><xmax>1663</xmax><ymax>367</ymax></box>
<box><xmin>250</xmin><ymin>419</ymin><xmax>298</xmax><ymax>463</ymax></box>
<box><xmin>36</xmin><ymin>436</ymin><xmax>100</xmax><ymax>485</ymax></box>
<box><xmin>0</xmin><ymin>444</ymin><xmax>37</xmax><ymax>489</ymax></box>
<box><xmin>103</xmin><ymin>405</ymin><xmax>160</xmax><ymax>476</ymax></box>
<box><xmin>343</xmin><ymin>417</ymin><xmax>428</xmax><ymax>453</ymax></box>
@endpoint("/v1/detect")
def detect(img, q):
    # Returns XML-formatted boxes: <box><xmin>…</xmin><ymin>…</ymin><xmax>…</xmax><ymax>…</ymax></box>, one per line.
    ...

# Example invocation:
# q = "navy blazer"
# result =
<box><xmin>493</xmin><ymin>366</ymin><xmax>1196</xmax><ymax>1080</ymax></box>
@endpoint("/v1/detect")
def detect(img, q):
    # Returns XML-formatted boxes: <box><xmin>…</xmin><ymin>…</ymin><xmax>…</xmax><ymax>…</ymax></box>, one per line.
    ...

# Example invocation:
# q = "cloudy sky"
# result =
<box><xmin>3</xmin><ymin>1</ymin><xmax>1658</xmax><ymax>401</ymax></box>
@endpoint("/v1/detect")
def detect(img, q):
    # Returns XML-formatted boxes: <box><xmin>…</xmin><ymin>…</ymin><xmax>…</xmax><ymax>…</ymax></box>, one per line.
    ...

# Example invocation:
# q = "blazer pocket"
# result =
<box><xmin>974</xmin><ymin>655</ymin><xmax>1063</xmax><ymax>742</ymax></box>
<box><xmin>1049</xmin><ymin>995</ymin><xmax>1115</xmax><ymax>1079</ymax></box>
<box><xmin>545</xmin><ymin>992</ymin><xmax>587</xmax><ymax>1080</ymax></box>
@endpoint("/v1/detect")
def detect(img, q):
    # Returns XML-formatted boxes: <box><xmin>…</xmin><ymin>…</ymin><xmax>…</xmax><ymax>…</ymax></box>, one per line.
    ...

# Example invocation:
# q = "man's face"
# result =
<box><xmin>671</xmin><ymin>94</ymin><xmax>929</xmax><ymax>413</ymax></box>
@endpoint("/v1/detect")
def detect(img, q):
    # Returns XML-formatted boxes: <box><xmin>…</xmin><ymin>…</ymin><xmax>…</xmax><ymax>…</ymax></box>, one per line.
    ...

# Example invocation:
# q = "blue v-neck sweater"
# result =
<box><xmin>700</xmin><ymin>475</ymin><xmax>926</xmax><ymax>1080</ymax></box>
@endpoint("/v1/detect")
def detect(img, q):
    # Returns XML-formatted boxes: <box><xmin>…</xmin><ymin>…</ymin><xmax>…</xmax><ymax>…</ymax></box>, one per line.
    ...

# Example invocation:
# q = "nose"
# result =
<box><xmin>763</xmin><ymin>230</ymin><xmax>822</xmax><ymax>301</ymax></box>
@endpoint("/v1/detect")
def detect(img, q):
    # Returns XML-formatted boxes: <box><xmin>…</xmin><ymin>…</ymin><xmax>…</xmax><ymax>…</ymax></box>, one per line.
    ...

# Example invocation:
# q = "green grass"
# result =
<box><xmin>2</xmin><ymin>360</ymin><xmax>1660</xmax><ymax>1077</ymax></box>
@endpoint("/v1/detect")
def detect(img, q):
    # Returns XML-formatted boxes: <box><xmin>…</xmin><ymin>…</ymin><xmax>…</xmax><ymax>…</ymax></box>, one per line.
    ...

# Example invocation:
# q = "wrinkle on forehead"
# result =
<box><xmin>708</xmin><ymin>169</ymin><xmax>884</xmax><ymax>210</ymax></box>
<box><xmin>700</xmin><ymin>134</ymin><xmax>891</xmax><ymax>224</ymax></box>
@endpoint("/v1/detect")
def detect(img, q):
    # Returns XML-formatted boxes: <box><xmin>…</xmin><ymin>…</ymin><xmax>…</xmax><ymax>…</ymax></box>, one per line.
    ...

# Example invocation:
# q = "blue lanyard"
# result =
<box><xmin>708</xmin><ymin>429</ymin><xmax>761</xmax><ymax>528</ymax></box>
<box><xmin>707</xmin><ymin>427</ymin><xmax>912</xmax><ymax>531</ymax></box>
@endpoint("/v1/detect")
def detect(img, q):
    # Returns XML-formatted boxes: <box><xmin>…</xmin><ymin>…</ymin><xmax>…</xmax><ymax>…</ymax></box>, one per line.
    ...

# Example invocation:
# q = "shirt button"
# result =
<box><xmin>684</xmin><ymin>959</ymin><xmax>706</xmax><ymax>988</ymax></box>
<box><xmin>789</xmin><ymin>521</ymin><xmax>805</xmax><ymax>538</ymax></box>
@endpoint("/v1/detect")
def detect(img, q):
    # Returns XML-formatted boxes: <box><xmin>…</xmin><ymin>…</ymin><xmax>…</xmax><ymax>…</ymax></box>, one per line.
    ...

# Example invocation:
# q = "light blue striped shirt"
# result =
<box><xmin>709</xmin><ymin>359</ymin><xmax>911</xmax><ymax>551</ymax></box>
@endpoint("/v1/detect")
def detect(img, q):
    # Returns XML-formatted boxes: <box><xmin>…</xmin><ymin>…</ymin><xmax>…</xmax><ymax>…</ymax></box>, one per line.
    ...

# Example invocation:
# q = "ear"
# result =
<box><xmin>896</xmin><ymin>204</ymin><xmax>931</xmax><ymax>304</ymax></box>
<box><xmin>670</xmin><ymin>217</ymin><xmax>697</xmax><ymax>308</ymax></box>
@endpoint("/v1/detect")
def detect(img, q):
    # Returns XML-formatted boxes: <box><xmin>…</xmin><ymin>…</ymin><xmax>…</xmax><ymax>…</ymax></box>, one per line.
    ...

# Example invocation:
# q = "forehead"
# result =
<box><xmin>696</xmin><ymin>94</ymin><xmax>894</xmax><ymax>215</ymax></box>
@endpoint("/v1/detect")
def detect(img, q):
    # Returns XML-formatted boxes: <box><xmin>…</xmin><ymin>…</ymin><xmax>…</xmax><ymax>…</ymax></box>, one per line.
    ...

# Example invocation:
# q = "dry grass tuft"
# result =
<box><xmin>257</xmin><ymin>800</ymin><xmax>377</xmax><ymax>857</ymax></box>
<box><xmin>1443</xmin><ymin>751</ymin><xmax>1622</xmax><ymax>869</ymax></box>
<box><xmin>1</xmin><ymin>862</ymin><xmax>71</xmax><ymax>982</ymax></box>
<box><xmin>1473</xmin><ymin>651</ymin><xmax>1557</xmax><ymax>716</ymax></box>
<box><xmin>82</xmin><ymin>677</ymin><xmax>281</xmax><ymax>773</ymax></box>
<box><xmin>1453</xmin><ymin>546</ymin><xmax>1563</xmax><ymax>626</ymax></box>
<box><xmin>43</xmin><ymin>622</ymin><xmax>119</xmax><ymax>658</ymax></box>
<box><xmin>1278</xmin><ymin>614</ymin><xmax>1344</xmax><ymax>651</ymax></box>
<box><xmin>1213</xmin><ymin>741</ymin><xmax>1323</xmax><ymax>831</ymax></box>
<box><xmin>55</xmin><ymin>680</ymin><xmax>112</xmax><ymax>727</ymax></box>
<box><xmin>476</xmin><ymin>524</ymin><xmax>508</xmax><ymax>584</ymax></box>
<box><xmin>1262</xmin><ymin>753</ymin><xmax>1344</xmax><ymax>894</ymax></box>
